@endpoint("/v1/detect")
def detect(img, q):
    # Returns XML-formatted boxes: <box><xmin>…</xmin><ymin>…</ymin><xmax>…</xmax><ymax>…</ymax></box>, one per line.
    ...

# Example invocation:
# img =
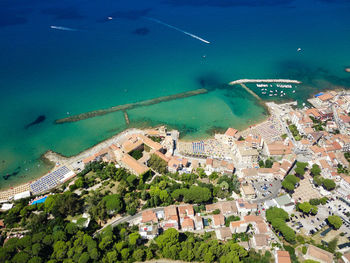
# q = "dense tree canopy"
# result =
<box><xmin>266</xmin><ymin>207</ymin><xmax>295</xmax><ymax>243</ymax></box>
<box><xmin>328</xmin><ymin>215</ymin><xmax>343</xmax><ymax>229</ymax></box>
<box><xmin>282</xmin><ymin>174</ymin><xmax>300</xmax><ymax>192</ymax></box>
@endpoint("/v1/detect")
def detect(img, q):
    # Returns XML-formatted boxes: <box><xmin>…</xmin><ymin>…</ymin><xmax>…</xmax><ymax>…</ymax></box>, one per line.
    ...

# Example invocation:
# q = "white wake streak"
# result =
<box><xmin>145</xmin><ymin>17</ymin><xmax>210</xmax><ymax>44</ymax></box>
<box><xmin>50</xmin><ymin>26</ymin><xmax>78</xmax><ymax>32</ymax></box>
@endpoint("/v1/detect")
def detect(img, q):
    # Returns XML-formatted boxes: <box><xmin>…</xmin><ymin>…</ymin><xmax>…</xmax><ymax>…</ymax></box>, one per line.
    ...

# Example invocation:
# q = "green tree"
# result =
<box><xmin>52</xmin><ymin>241</ymin><xmax>68</xmax><ymax>261</ymax></box>
<box><xmin>78</xmin><ymin>252</ymin><xmax>90</xmax><ymax>263</ymax></box>
<box><xmin>310</xmin><ymin>164</ymin><xmax>321</xmax><ymax>176</ymax></box>
<box><xmin>121</xmin><ymin>248</ymin><xmax>130</xmax><ymax>261</ymax></box>
<box><xmin>128</xmin><ymin>232</ymin><xmax>140</xmax><ymax>246</ymax></box>
<box><xmin>328</xmin><ymin>215</ymin><xmax>343</xmax><ymax>229</ymax></box>
<box><xmin>298</xmin><ymin>202</ymin><xmax>311</xmax><ymax>213</ymax></box>
<box><xmin>204</xmin><ymin>251</ymin><xmax>215</xmax><ymax>263</ymax></box>
<box><xmin>133</xmin><ymin>249</ymin><xmax>145</xmax><ymax>261</ymax></box>
<box><xmin>102</xmin><ymin>194</ymin><xmax>124</xmax><ymax>214</ymax></box>
<box><xmin>12</xmin><ymin>252</ymin><xmax>30</xmax><ymax>263</ymax></box>
<box><xmin>28</xmin><ymin>257</ymin><xmax>42</xmax><ymax>263</ymax></box>
<box><xmin>313</xmin><ymin>176</ymin><xmax>324</xmax><ymax>186</ymax></box>
<box><xmin>322</xmin><ymin>179</ymin><xmax>336</xmax><ymax>191</ymax></box>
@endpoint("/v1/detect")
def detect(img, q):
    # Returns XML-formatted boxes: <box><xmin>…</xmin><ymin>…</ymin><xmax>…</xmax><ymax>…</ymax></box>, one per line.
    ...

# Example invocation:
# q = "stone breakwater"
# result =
<box><xmin>55</xmin><ymin>88</ymin><xmax>208</xmax><ymax>124</ymax></box>
<box><xmin>229</xmin><ymin>79</ymin><xmax>301</xmax><ymax>85</ymax></box>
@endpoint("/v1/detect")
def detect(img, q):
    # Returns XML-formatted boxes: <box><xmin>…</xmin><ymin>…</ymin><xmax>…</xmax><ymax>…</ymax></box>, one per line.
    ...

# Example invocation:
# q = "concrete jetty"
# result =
<box><xmin>229</xmin><ymin>79</ymin><xmax>301</xmax><ymax>85</ymax></box>
<box><xmin>55</xmin><ymin>88</ymin><xmax>208</xmax><ymax>124</ymax></box>
<box><xmin>239</xmin><ymin>83</ymin><xmax>261</xmax><ymax>101</ymax></box>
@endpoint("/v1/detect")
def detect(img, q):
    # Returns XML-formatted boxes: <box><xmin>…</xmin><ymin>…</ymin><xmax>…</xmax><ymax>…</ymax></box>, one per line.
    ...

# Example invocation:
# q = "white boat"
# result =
<box><xmin>292</xmin><ymin>90</ymin><xmax>296</xmax><ymax>93</ymax></box>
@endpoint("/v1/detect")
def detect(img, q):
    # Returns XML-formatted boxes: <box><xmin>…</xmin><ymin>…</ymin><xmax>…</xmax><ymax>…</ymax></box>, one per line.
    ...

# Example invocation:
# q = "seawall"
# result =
<box><xmin>55</xmin><ymin>88</ymin><xmax>208</xmax><ymax>124</ymax></box>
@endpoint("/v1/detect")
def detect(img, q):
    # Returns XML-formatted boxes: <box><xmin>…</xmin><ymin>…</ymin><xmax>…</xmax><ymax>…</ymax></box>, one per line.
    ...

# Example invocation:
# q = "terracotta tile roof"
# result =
<box><xmin>280</xmin><ymin>160</ymin><xmax>292</xmax><ymax>172</ymax></box>
<box><xmin>258</xmin><ymin>168</ymin><xmax>275</xmax><ymax>174</ymax></box>
<box><xmin>300</xmin><ymin>139</ymin><xmax>311</xmax><ymax>145</ymax></box>
<box><xmin>221</xmin><ymin>201</ymin><xmax>237</xmax><ymax>214</ymax></box>
<box><xmin>139</xmin><ymin>134</ymin><xmax>163</xmax><ymax>151</ymax></box>
<box><xmin>242</xmin><ymin>168</ymin><xmax>258</xmax><ymax>177</ymax></box>
<box><xmin>121</xmin><ymin>154</ymin><xmax>149</xmax><ymax>175</ymax></box>
<box><xmin>213</xmin><ymin>214</ymin><xmax>225</xmax><ymax>226</ymax></box>
<box><xmin>217</xmin><ymin>227</ymin><xmax>232</xmax><ymax>240</ymax></box>
<box><xmin>154</xmin><ymin>151</ymin><xmax>170</xmax><ymax>163</ymax></box>
<box><xmin>277</xmin><ymin>251</ymin><xmax>291</xmax><ymax>263</ymax></box>
<box><xmin>122</xmin><ymin>136</ymin><xmax>144</xmax><ymax>153</ymax></box>
<box><xmin>267</xmin><ymin>141</ymin><xmax>293</xmax><ymax>155</ymax></box>
<box><xmin>0</xmin><ymin>220</ymin><xmax>4</xmax><ymax>227</ymax></box>
<box><xmin>256</xmin><ymin>222</ymin><xmax>268</xmax><ymax>233</ymax></box>
<box><xmin>178</xmin><ymin>205</ymin><xmax>194</xmax><ymax>216</ymax></box>
<box><xmin>319</xmin><ymin>159</ymin><xmax>331</xmax><ymax>170</ymax></box>
<box><xmin>310</xmin><ymin>145</ymin><xmax>325</xmax><ymax>154</ymax></box>
<box><xmin>332</xmin><ymin>141</ymin><xmax>342</xmax><ymax>150</ymax></box>
<box><xmin>306</xmin><ymin>108</ymin><xmax>321</xmax><ymax>118</ymax></box>
<box><xmin>343</xmin><ymin>252</ymin><xmax>350</xmax><ymax>261</ymax></box>
<box><xmin>83</xmin><ymin>155</ymin><xmax>96</xmax><ymax>164</ymax></box>
<box><xmin>142</xmin><ymin>210</ymin><xmax>158</xmax><ymax>223</ymax></box>
<box><xmin>306</xmin><ymin>245</ymin><xmax>333</xmax><ymax>263</ymax></box>
<box><xmin>110</xmin><ymin>144</ymin><xmax>120</xmax><ymax>151</ymax></box>
<box><xmin>225</xmin><ymin>128</ymin><xmax>238</xmax><ymax>137</ymax></box>
<box><xmin>318</xmin><ymin>93</ymin><xmax>334</xmax><ymax>102</ymax></box>
<box><xmin>181</xmin><ymin>218</ymin><xmax>194</xmax><ymax>229</ymax></box>
<box><xmin>164</xmin><ymin>205</ymin><xmax>178</xmax><ymax>220</ymax></box>
<box><xmin>206</xmin><ymin>203</ymin><xmax>220</xmax><ymax>212</ymax></box>
<box><xmin>206</xmin><ymin>158</ymin><xmax>213</xmax><ymax>166</ymax></box>
<box><xmin>230</xmin><ymin>220</ymin><xmax>245</xmax><ymax>228</ymax></box>
<box><xmin>340</xmin><ymin>114</ymin><xmax>350</xmax><ymax>123</ymax></box>
<box><xmin>244</xmin><ymin>215</ymin><xmax>264</xmax><ymax>223</ymax></box>
<box><xmin>168</xmin><ymin>157</ymin><xmax>181</xmax><ymax>170</ymax></box>
<box><xmin>226</xmin><ymin>163</ymin><xmax>235</xmax><ymax>171</ymax></box>
<box><xmin>253</xmin><ymin>234</ymin><xmax>268</xmax><ymax>247</ymax></box>
<box><xmin>341</xmin><ymin>175</ymin><xmax>350</xmax><ymax>184</ymax></box>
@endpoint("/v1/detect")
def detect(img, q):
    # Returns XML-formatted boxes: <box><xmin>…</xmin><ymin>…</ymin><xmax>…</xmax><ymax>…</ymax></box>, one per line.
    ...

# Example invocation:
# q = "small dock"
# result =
<box><xmin>55</xmin><ymin>88</ymin><xmax>208</xmax><ymax>124</ymax></box>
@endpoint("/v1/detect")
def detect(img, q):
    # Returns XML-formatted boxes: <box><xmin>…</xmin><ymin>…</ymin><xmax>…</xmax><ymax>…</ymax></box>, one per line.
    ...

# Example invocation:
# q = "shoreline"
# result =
<box><xmin>1</xmin><ymin>80</ymin><xmax>327</xmax><ymax>196</ymax></box>
<box><xmin>0</xmin><ymin>106</ymin><xmax>271</xmax><ymax>195</ymax></box>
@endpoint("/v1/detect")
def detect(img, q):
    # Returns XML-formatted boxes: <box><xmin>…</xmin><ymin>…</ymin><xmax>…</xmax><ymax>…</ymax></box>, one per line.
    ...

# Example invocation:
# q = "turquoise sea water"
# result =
<box><xmin>0</xmin><ymin>0</ymin><xmax>350</xmax><ymax>189</ymax></box>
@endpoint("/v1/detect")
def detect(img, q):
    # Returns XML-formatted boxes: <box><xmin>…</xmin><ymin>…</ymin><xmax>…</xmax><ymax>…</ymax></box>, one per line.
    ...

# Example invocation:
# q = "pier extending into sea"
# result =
<box><xmin>229</xmin><ymin>79</ymin><xmax>301</xmax><ymax>85</ymax></box>
<box><xmin>55</xmin><ymin>88</ymin><xmax>208</xmax><ymax>124</ymax></box>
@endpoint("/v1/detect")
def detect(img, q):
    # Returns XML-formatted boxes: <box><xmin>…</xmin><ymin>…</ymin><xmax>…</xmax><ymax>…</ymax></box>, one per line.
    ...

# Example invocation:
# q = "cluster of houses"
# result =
<box><xmin>288</xmin><ymin>91</ymin><xmax>350</xmax><ymax>198</ymax></box>
<box><xmin>138</xmin><ymin>199</ymin><xmax>280</xmax><ymax>250</ymax></box>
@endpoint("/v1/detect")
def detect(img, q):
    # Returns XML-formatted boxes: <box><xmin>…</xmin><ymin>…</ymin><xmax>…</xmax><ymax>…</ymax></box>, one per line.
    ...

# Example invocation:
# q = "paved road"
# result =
<box><xmin>93</xmin><ymin>207</ymin><xmax>164</xmax><ymax>237</ymax></box>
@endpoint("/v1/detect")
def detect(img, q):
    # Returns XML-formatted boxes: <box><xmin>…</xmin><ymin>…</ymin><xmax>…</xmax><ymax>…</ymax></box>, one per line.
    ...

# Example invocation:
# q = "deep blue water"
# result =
<box><xmin>0</xmin><ymin>0</ymin><xmax>350</xmax><ymax>188</ymax></box>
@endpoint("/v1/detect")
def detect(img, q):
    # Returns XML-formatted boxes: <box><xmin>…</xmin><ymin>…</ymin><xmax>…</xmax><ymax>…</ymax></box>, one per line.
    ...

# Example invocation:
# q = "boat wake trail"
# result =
<box><xmin>50</xmin><ymin>25</ymin><xmax>78</xmax><ymax>32</ymax></box>
<box><xmin>145</xmin><ymin>17</ymin><xmax>210</xmax><ymax>44</ymax></box>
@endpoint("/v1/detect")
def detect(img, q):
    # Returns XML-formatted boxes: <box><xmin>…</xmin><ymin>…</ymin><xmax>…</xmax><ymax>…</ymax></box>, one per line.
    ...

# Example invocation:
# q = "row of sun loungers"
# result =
<box><xmin>30</xmin><ymin>166</ymin><xmax>72</xmax><ymax>194</ymax></box>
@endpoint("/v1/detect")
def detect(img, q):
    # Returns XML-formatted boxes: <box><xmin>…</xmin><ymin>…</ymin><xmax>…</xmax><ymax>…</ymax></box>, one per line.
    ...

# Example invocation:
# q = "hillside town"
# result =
<box><xmin>2</xmin><ymin>89</ymin><xmax>350</xmax><ymax>262</ymax></box>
